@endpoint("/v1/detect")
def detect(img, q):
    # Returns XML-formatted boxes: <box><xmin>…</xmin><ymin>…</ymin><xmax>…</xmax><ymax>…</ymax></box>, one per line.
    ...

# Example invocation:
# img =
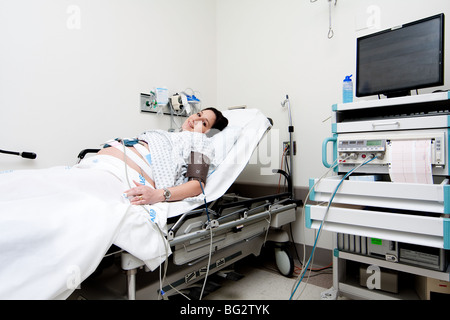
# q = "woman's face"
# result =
<box><xmin>181</xmin><ymin>110</ymin><xmax>217</xmax><ymax>134</ymax></box>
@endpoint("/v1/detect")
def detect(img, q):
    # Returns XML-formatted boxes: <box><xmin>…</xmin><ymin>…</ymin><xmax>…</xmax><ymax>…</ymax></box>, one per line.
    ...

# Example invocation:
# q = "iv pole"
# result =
<box><xmin>281</xmin><ymin>95</ymin><xmax>295</xmax><ymax>199</ymax></box>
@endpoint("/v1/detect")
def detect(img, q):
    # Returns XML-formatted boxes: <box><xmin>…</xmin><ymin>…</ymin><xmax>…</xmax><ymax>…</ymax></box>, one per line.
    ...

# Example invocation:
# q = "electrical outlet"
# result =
<box><xmin>283</xmin><ymin>142</ymin><xmax>291</xmax><ymax>155</ymax></box>
<box><xmin>283</xmin><ymin>141</ymin><xmax>296</xmax><ymax>156</ymax></box>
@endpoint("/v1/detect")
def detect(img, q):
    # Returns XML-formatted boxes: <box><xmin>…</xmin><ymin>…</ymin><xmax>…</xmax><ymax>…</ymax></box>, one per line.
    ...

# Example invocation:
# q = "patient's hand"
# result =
<box><xmin>124</xmin><ymin>181</ymin><xmax>164</xmax><ymax>205</ymax></box>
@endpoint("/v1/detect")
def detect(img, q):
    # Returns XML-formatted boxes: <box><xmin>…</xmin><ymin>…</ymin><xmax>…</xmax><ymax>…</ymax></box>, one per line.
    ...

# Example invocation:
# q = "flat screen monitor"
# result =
<box><xmin>356</xmin><ymin>13</ymin><xmax>445</xmax><ymax>98</ymax></box>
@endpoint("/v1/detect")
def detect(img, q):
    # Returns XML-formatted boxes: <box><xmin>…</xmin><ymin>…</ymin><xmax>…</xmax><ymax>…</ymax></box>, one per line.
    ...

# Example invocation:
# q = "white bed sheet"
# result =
<box><xmin>0</xmin><ymin>108</ymin><xmax>270</xmax><ymax>299</ymax></box>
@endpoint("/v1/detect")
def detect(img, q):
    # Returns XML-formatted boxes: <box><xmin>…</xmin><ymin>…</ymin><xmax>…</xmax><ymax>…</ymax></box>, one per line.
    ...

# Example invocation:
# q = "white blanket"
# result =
<box><xmin>0</xmin><ymin>165</ymin><xmax>170</xmax><ymax>299</ymax></box>
<box><xmin>0</xmin><ymin>108</ymin><xmax>271</xmax><ymax>300</ymax></box>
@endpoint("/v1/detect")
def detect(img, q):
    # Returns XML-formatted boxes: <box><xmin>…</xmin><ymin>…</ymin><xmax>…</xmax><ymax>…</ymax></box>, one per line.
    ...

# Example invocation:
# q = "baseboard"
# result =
<box><xmin>227</xmin><ymin>182</ymin><xmax>309</xmax><ymax>201</ymax></box>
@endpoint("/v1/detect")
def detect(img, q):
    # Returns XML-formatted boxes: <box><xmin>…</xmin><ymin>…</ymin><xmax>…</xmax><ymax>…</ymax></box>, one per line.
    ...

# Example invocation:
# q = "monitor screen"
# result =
<box><xmin>356</xmin><ymin>14</ymin><xmax>445</xmax><ymax>98</ymax></box>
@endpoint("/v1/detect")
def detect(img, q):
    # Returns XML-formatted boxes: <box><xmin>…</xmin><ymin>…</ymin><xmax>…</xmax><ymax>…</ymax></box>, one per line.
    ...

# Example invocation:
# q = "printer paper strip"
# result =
<box><xmin>389</xmin><ymin>140</ymin><xmax>433</xmax><ymax>184</ymax></box>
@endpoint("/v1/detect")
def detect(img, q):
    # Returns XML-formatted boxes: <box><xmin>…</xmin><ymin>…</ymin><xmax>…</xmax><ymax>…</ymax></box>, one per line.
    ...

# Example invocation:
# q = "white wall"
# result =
<box><xmin>216</xmin><ymin>0</ymin><xmax>450</xmax><ymax>248</ymax></box>
<box><xmin>0</xmin><ymin>0</ymin><xmax>217</xmax><ymax>170</ymax></box>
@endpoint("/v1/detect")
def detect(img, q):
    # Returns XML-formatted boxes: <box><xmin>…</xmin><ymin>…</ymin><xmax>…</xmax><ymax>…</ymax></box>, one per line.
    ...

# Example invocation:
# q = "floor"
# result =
<box><xmin>70</xmin><ymin>249</ymin><xmax>349</xmax><ymax>301</ymax></box>
<box><xmin>202</xmin><ymin>255</ymin><xmax>343</xmax><ymax>301</ymax></box>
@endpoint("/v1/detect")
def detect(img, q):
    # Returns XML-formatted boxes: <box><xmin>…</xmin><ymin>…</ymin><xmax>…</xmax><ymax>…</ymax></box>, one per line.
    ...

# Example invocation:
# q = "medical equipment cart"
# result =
<box><xmin>308</xmin><ymin>92</ymin><xmax>450</xmax><ymax>299</ymax></box>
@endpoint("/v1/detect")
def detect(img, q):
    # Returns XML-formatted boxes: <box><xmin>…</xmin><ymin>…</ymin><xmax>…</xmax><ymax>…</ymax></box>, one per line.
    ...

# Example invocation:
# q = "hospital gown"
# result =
<box><xmin>138</xmin><ymin>130</ymin><xmax>215</xmax><ymax>189</ymax></box>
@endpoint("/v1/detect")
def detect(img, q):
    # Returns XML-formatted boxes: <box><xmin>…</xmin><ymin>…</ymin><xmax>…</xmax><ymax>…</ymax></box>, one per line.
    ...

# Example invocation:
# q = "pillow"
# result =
<box><xmin>209</xmin><ymin>125</ymin><xmax>242</xmax><ymax>166</ymax></box>
<box><xmin>209</xmin><ymin>108</ymin><xmax>263</xmax><ymax>166</ymax></box>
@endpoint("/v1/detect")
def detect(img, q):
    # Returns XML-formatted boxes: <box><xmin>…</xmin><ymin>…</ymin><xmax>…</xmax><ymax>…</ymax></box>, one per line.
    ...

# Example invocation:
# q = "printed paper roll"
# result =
<box><xmin>389</xmin><ymin>140</ymin><xmax>433</xmax><ymax>184</ymax></box>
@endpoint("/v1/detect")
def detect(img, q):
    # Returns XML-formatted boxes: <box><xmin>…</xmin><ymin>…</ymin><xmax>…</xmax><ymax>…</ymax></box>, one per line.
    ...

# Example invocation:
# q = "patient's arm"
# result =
<box><xmin>124</xmin><ymin>180</ymin><xmax>203</xmax><ymax>205</ymax></box>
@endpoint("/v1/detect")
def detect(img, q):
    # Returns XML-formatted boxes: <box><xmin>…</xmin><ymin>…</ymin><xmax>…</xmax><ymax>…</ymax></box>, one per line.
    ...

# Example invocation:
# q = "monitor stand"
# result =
<box><xmin>384</xmin><ymin>90</ymin><xmax>412</xmax><ymax>99</ymax></box>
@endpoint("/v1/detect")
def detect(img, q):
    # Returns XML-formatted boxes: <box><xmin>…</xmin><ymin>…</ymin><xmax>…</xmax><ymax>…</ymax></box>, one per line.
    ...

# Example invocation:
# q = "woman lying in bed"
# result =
<box><xmin>95</xmin><ymin>107</ymin><xmax>228</xmax><ymax>206</ymax></box>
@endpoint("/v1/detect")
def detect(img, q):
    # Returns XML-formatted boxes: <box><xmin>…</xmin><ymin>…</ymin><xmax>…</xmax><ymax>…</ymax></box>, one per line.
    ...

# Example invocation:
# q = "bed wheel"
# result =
<box><xmin>274</xmin><ymin>247</ymin><xmax>294</xmax><ymax>278</ymax></box>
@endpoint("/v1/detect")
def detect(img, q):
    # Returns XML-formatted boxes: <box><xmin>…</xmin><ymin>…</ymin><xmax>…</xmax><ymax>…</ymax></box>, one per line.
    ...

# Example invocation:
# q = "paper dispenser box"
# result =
<box><xmin>415</xmin><ymin>276</ymin><xmax>450</xmax><ymax>300</ymax></box>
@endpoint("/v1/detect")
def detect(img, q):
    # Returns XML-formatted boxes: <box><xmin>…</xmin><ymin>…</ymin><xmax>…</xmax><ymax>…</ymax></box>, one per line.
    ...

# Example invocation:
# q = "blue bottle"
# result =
<box><xmin>343</xmin><ymin>75</ymin><xmax>353</xmax><ymax>103</ymax></box>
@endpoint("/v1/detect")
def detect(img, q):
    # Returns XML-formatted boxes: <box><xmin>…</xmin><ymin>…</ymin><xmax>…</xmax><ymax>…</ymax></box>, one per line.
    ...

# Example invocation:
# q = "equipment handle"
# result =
<box><xmin>322</xmin><ymin>137</ymin><xmax>337</xmax><ymax>168</ymax></box>
<box><xmin>371</xmin><ymin>121</ymin><xmax>400</xmax><ymax>129</ymax></box>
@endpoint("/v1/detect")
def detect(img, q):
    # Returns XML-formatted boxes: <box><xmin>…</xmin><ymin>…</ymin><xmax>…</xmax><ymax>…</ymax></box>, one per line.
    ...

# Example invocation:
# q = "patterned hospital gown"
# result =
<box><xmin>138</xmin><ymin>130</ymin><xmax>215</xmax><ymax>189</ymax></box>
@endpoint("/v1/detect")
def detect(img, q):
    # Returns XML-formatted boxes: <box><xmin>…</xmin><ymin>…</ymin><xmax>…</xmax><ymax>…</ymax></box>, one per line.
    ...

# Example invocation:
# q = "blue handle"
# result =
<box><xmin>322</xmin><ymin>137</ymin><xmax>337</xmax><ymax>168</ymax></box>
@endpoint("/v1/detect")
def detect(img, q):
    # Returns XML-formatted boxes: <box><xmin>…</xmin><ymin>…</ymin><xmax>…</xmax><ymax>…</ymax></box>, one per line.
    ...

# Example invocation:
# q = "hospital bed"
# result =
<box><xmin>0</xmin><ymin>108</ymin><xmax>298</xmax><ymax>300</ymax></box>
<box><xmin>73</xmin><ymin>108</ymin><xmax>301</xmax><ymax>300</ymax></box>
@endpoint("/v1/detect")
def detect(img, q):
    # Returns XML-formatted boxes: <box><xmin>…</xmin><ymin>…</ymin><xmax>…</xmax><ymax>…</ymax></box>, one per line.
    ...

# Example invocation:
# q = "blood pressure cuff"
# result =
<box><xmin>186</xmin><ymin>152</ymin><xmax>210</xmax><ymax>184</ymax></box>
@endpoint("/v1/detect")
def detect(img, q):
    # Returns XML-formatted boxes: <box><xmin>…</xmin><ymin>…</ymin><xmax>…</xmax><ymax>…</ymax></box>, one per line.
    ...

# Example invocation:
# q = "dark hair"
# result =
<box><xmin>204</xmin><ymin>107</ymin><xmax>228</xmax><ymax>136</ymax></box>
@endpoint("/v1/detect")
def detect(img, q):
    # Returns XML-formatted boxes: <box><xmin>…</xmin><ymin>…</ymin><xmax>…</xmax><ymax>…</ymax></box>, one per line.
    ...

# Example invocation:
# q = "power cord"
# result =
<box><xmin>198</xmin><ymin>180</ymin><xmax>214</xmax><ymax>300</ymax></box>
<box><xmin>290</xmin><ymin>155</ymin><xmax>377</xmax><ymax>300</ymax></box>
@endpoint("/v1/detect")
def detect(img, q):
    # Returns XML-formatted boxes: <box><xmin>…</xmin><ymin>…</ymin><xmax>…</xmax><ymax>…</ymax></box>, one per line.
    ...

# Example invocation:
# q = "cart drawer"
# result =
<box><xmin>310</xmin><ymin>176</ymin><xmax>450</xmax><ymax>214</ymax></box>
<box><xmin>305</xmin><ymin>204</ymin><xmax>450</xmax><ymax>249</ymax></box>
